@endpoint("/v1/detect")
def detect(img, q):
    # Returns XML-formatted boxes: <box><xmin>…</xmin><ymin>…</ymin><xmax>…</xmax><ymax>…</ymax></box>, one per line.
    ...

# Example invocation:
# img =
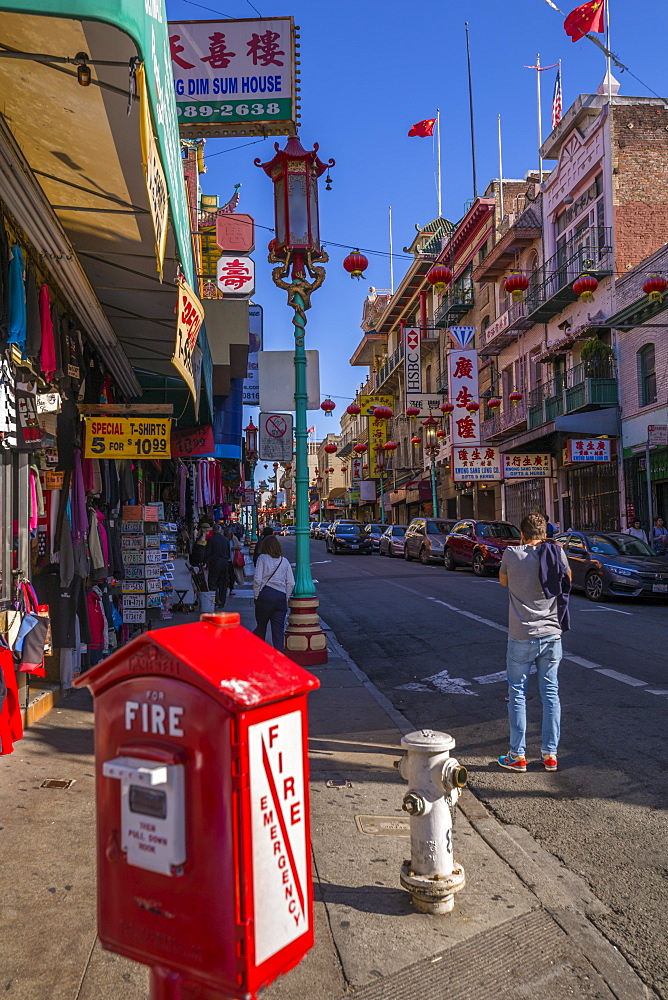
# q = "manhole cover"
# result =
<box><xmin>40</xmin><ymin>779</ymin><xmax>75</xmax><ymax>789</ymax></box>
<box><xmin>355</xmin><ymin>815</ymin><xmax>410</xmax><ymax>837</ymax></box>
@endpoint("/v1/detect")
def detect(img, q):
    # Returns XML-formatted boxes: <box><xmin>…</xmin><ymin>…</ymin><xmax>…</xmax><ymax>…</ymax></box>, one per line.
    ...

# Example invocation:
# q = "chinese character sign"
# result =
<box><xmin>168</xmin><ymin>18</ymin><xmax>296</xmax><ymax>137</ymax></box>
<box><xmin>216</xmin><ymin>254</ymin><xmax>255</xmax><ymax>296</ymax></box>
<box><xmin>502</xmin><ymin>454</ymin><xmax>553</xmax><ymax>478</ymax></box>
<box><xmin>171</xmin><ymin>280</ymin><xmax>205</xmax><ymax>402</ymax></box>
<box><xmin>451</xmin><ymin>446</ymin><xmax>502</xmax><ymax>482</ymax></box>
<box><xmin>351</xmin><ymin>457</ymin><xmax>363</xmax><ymax>482</ymax></box>
<box><xmin>566</xmin><ymin>439</ymin><xmax>612</xmax><ymax>463</ymax></box>
<box><xmin>216</xmin><ymin>213</ymin><xmax>255</xmax><ymax>253</ymax></box>
<box><xmin>447</xmin><ymin>349</ymin><xmax>480</xmax><ymax>446</ymax></box>
<box><xmin>360</xmin><ymin>395</ymin><xmax>392</xmax><ymax>478</ymax></box>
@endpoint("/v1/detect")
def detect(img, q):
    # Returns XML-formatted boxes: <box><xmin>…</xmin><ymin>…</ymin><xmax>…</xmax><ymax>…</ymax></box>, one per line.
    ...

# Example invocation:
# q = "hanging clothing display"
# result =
<box><xmin>0</xmin><ymin>643</ymin><xmax>23</xmax><ymax>755</ymax></box>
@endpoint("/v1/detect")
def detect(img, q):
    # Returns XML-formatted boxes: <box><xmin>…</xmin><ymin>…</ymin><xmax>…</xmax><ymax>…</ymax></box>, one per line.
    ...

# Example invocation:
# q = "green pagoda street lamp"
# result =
<box><xmin>244</xmin><ymin>417</ymin><xmax>259</xmax><ymax>545</ymax></box>
<box><xmin>257</xmin><ymin>135</ymin><xmax>335</xmax><ymax>666</ymax></box>
<box><xmin>423</xmin><ymin>415</ymin><xmax>440</xmax><ymax>518</ymax></box>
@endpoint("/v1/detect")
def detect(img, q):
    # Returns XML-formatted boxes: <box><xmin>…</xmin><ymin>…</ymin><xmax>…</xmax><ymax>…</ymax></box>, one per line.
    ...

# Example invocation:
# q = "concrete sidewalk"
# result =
<box><xmin>0</xmin><ymin>596</ymin><xmax>653</xmax><ymax>1000</ymax></box>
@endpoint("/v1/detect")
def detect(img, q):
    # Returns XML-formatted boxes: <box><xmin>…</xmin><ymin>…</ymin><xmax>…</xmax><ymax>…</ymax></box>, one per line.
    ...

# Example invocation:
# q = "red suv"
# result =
<box><xmin>443</xmin><ymin>519</ymin><xmax>521</xmax><ymax>576</ymax></box>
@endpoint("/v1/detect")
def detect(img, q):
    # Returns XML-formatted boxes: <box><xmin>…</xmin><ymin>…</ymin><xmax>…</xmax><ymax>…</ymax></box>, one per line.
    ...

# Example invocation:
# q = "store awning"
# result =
<box><xmin>0</xmin><ymin>3</ymin><xmax>207</xmax><ymax>393</ymax></box>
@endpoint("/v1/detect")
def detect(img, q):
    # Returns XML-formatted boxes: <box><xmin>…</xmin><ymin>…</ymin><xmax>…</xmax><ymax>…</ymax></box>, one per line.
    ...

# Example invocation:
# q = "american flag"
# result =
<box><xmin>552</xmin><ymin>63</ymin><xmax>563</xmax><ymax>130</ymax></box>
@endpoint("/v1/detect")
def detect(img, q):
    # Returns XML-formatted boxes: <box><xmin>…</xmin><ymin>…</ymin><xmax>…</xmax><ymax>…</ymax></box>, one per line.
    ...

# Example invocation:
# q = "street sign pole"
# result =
<box><xmin>645</xmin><ymin>440</ymin><xmax>653</xmax><ymax>536</ymax></box>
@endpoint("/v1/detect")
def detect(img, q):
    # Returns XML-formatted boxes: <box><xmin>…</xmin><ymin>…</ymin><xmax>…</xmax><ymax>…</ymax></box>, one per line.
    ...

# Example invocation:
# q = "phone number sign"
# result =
<box><xmin>84</xmin><ymin>417</ymin><xmax>171</xmax><ymax>459</ymax></box>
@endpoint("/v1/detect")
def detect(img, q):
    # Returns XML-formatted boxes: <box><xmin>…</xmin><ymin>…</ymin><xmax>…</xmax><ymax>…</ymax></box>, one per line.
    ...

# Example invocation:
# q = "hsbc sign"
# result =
<box><xmin>404</xmin><ymin>327</ymin><xmax>422</xmax><ymax>398</ymax></box>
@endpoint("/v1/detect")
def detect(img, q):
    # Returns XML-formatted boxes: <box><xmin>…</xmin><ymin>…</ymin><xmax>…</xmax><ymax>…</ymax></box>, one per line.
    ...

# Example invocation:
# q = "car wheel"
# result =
<box><xmin>472</xmin><ymin>551</ymin><xmax>488</xmax><ymax>577</ymax></box>
<box><xmin>443</xmin><ymin>548</ymin><xmax>456</xmax><ymax>571</ymax></box>
<box><xmin>585</xmin><ymin>571</ymin><xmax>605</xmax><ymax>601</ymax></box>
<box><xmin>419</xmin><ymin>547</ymin><xmax>430</xmax><ymax>565</ymax></box>
<box><xmin>365</xmin><ymin>550</ymin><xmax>372</xmax><ymax>556</ymax></box>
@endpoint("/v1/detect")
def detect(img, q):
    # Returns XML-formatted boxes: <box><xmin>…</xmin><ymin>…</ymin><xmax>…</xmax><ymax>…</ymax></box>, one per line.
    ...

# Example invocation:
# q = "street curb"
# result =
<box><xmin>317</xmin><ymin>616</ymin><xmax>656</xmax><ymax>1000</ymax></box>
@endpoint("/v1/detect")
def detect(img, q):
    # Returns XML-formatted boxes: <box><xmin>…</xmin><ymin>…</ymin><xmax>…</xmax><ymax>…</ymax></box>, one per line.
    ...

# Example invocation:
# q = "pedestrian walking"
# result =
<box><xmin>253</xmin><ymin>524</ymin><xmax>274</xmax><ymax>565</ymax></box>
<box><xmin>624</xmin><ymin>519</ymin><xmax>648</xmax><ymax>544</ymax></box>
<box><xmin>226</xmin><ymin>527</ymin><xmax>244</xmax><ymax>594</ymax></box>
<box><xmin>497</xmin><ymin>512</ymin><xmax>571</xmax><ymax>773</ymax></box>
<box><xmin>204</xmin><ymin>524</ymin><xmax>231</xmax><ymax>609</ymax></box>
<box><xmin>253</xmin><ymin>535</ymin><xmax>294</xmax><ymax>650</ymax></box>
<box><xmin>651</xmin><ymin>516</ymin><xmax>668</xmax><ymax>556</ymax></box>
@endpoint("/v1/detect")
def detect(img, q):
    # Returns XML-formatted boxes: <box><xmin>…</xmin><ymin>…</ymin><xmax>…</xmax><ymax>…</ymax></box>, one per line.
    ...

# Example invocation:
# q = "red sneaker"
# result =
<box><xmin>497</xmin><ymin>753</ymin><xmax>527</xmax><ymax>772</ymax></box>
<box><xmin>542</xmin><ymin>754</ymin><xmax>558</xmax><ymax>771</ymax></box>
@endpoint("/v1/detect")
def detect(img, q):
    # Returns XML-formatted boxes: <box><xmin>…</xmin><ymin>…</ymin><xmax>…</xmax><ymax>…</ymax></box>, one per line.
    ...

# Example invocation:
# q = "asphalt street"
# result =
<box><xmin>281</xmin><ymin>535</ymin><xmax>668</xmax><ymax>999</ymax></box>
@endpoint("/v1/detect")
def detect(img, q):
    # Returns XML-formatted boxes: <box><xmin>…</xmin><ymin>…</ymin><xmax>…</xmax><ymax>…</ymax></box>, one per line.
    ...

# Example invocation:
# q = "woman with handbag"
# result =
<box><xmin>253</xmin><ymin>535</ymin><xmax>294</xmax><ymax>650</ymax></box>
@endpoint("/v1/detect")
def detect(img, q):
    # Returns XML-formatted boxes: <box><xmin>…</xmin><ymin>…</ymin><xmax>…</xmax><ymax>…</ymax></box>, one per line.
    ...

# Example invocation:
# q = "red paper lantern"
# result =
<box><xmin>440</xmin><ymin>402</ymin><xmax>454</xmax><ymax>414</ymax></box>
<box><xmin>343</xmin><ymin>249</ymin><xmax>369</xmax><ymax>279</ymax></box>
<box><xmin>373</xmin><ymin>405</ymin><xmax>393</xmax><ymax>420</ymax></box>
<box><xmin>327</xmin><ymin>468</ymin><xmax>335</xmax><ymax>473</ymax></box>
<box><xmin>362</xmin><ymin>464</ymin><xmax>369</xmax><ymax>470</ymax></box>
<box><xmin>643</xmin><ymin>274</ymin><xmax>667</xmax><ymax>303</ymax></box>
<box><xmin>346</xmin><ymin>403</ymin><xmax>361</xmax><ymax>415</ymax></box>
<box><xmin>411</xmin><ymin>435</ymin><xmax>421</xmax><ymax>445</ymax></box>
<box><xmin>405</xmin><ymin>405</ymin><xmax>421</xmax><ymax>418</ymax></box>
<box><xmin>504</xmin><ymin>272</ymin><xmax>529</xmax><ymax>303</ymax></box>
<box><xmin>426</xmin><ymin>265</ymin><xmax>453</xmax><ymax>292</ymax></box>
<box><xmin>324</xmin><ymin>443</ymin><xmax>337</xmax><ymax>454</ymax></box>
<box><xmin>509</xmin><ymin>391</ymin><xmax>523</xmax><ymax>404</ymax></box>
<box><xmin>488</xmin><ymin>397</ymin><xmax>501</xmax><ymax>409</ymax></box>
<box><xmin>436</xmin><ymin>429</ymin><xmax>447</xmax><ymax>439</ymax></box>
<box><xmin>353</xmin><ymin>443</ymin><xmax>367</xmax><ymax>454</ymax></box>
<box><xmin>320</xmin><ymin>398</ymin><xmax>336</xmax><ymax>416</ymax></box>
<box><xmin>383</xmin><ymin>440</ymin><xmax>398</xmax><ymax>451</ymax></box>
<box><xmin>572</xmin><ymin>274</ymin><xmax>598</xmax><ymax>302</ymax></box>
<box><xmin>466</xmin><ymin>401</ymin><xmax>480</xmax><ymax>413</ymax></box>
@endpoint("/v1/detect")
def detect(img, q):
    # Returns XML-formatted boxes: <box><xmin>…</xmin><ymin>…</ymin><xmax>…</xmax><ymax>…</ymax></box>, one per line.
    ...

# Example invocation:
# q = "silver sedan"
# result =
<box><xmin>378</xmin><ymin>525</ymin><xmax>407</xmax><ymax>558</ymax></box>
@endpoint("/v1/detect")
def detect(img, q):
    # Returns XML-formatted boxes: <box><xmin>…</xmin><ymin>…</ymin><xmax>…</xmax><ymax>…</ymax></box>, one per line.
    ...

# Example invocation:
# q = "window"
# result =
<box><xmin>425</xmin><ymin>364</ymin><xmax>432</xmax><ymax>393</ymax></box>
<box><xmin>567</xmin><ymin>536</ymin><xmax>586</xmax><ymax>553</ymax></box>
<box><xmin>638</xmin><ymin>344</ymin><xmax>657</xmax><ymax>407</ymax></box>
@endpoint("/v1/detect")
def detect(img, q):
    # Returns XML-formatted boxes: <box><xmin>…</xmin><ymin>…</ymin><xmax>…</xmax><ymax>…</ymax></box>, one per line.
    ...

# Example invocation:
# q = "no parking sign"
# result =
<box><xmin>259</xmin><ymin>412</ymin><xmax>294</xmax><ymax>462</ymax></box>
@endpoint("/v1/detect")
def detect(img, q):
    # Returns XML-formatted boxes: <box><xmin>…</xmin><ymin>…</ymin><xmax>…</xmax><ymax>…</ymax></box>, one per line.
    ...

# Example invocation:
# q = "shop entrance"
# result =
<box><xmin>505</xmin><ymin>478</ymin><xmax>547</xmax><ymax>528</ymax></box>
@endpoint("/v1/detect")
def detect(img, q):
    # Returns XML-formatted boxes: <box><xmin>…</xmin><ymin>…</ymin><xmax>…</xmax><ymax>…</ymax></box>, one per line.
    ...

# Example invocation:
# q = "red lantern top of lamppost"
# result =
<box><xmin>244</xmin><ymin>417</ymin><xmax>258</xmax><ymax>460</ymax></box>
<box><xmin>256</xmin><ymin>136</ymin><xmax>335</xmax><ymax>266</ymax></box>
<box><xmin>423</xmin><ymin>415</ymin><xmax>439</xmax><ymax>454</ymax></box>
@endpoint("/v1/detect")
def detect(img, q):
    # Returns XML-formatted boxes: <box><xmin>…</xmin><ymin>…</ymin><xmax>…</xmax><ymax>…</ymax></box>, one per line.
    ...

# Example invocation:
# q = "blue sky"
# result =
<box><xmin>166</xmin><ymin>0</ymin><xmax>665</xmax><ymax>439</ymax></box>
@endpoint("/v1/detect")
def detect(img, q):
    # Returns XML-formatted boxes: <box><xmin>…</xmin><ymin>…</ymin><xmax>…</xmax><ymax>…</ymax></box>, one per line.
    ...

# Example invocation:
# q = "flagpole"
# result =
<box><xmin>464</xmin><ymin>23</ymin><xmax>478</xmax><ymax>199</ymax></box>
<box><xmin>605</xmin><ymin>0</ymin><xmax>612</xmax><ymax>105</ymax></box>
<box><xmin>436</xmin><ymin>108</ymin><xmax>442</xmax><ymax>217</ymax></box>
<box><xmin>536</xmin><ymin>53</ymin><xmax>543</xmax><ymax>183</ymax></box>
<box><xmin>497</xmin><ymin>114</ymin><xmax>504</xmax><ymax>220</ymax></box>
<box><xmin>389</xmin><ymin>205</ymin><xmax>394</xmax><ymax>294</ymax></box>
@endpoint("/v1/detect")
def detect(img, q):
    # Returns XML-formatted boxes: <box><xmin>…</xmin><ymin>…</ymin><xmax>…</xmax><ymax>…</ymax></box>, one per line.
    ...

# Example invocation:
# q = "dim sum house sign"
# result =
<box><xmin>169</xmin><ymin>17</ymin><xmax>297</xmax><ymax>138</ymax></box>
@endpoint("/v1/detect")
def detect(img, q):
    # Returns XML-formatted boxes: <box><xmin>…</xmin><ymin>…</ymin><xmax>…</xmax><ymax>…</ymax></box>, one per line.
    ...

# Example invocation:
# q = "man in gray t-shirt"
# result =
<box><xmin>497</xmin><ymin>512</ymin><xmax>571</xmax><ymax>773</ymax></box>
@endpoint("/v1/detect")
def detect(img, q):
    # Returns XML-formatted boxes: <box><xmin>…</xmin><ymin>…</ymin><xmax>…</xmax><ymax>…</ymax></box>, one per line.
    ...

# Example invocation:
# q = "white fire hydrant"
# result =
<box><xmin>397</xmin><ymin>729</ymin><xmax>467</xmax><ymax>914</ymax></box>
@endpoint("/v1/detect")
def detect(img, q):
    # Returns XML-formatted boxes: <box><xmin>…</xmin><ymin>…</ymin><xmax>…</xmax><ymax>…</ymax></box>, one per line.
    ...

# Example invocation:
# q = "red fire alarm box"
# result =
<box><xmin>75</xmin><ymin>612</ymin><xmax>320</xmax><ymax>1000</ymax></box>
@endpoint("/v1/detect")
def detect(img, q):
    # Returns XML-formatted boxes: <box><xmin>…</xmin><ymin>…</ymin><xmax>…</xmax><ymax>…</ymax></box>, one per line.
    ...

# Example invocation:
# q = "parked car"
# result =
<box><xmin>326</xmin><ymin>522</ymin><xmax>372</xmax><ymax>555</ymax></box>
<box><xmin>554</xmin><ymin>530</ymin><xmax>668</xmax><ymax>601</ymax></box>
<box><xmin>404</xmin><ymin>518</ymin><xmax>458</xmax><ymax>564</ymax></box>
<box><xmin>443</xmin><ymin>520</ymin><xmax>521</xmax><ymax>575</ymax></box>
<box><xmin>379</xmin><ymin>524</ymin><xmax>407</xmax><ymax>558</ymax></box>
<box><xmin>280</xmin><ymin>525</ymin><xmax>296</xmax><ymax>536</ymax></box>
<box><xmin>310</xmin><ymin>521</ymin><xmax>319</xmax><ymax>537</ymax></box>
<box><xmin>363</xmin><ymin>523</ymin><xmax>385</xmax><ymax>550</ymax></box>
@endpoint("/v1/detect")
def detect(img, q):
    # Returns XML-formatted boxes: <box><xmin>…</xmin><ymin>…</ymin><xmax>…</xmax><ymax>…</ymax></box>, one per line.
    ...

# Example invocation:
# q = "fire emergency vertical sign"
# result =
<box><xmin>248</xmin><ymin>711</ymin><xmax>310</xmax><ymax>966</ymax></box>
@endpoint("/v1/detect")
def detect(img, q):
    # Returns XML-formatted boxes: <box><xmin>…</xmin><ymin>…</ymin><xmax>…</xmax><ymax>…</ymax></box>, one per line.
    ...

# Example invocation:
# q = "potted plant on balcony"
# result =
<box><xmin>580</xmin><ymin>336</ymin><xmax>614</xmax><ymax>378</ymax></box>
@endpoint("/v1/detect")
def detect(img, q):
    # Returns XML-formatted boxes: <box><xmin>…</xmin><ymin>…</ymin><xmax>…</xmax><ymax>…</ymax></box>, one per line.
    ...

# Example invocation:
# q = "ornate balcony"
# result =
<box><xmin>525</xmin><ymin>226</ymin><xmax>613</xmax><ymax>323</ymax></box>
<box><xmin>434</xmin><ymin>280</ymin><xmax>475</xmax><ymax>326</ymax></box>
<box><xmin>480</xmin><ymin>398</ymin><xmax>528</xmax><ymax>441</ymax></box>
<box><xmin>528</xmin><ymin>359</ymin><xmax>618</xmax><ymax>430</ymax></box>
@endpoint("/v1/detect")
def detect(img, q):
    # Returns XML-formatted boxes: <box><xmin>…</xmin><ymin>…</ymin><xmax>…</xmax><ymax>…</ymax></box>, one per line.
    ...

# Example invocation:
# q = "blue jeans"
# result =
<box><xmin>254</xmin><ymin>586</ymin><xmax>288</xmax><ymax>650</ymax></box>
<box><xmin>506</xmin><ymin>636</ymin><xmax>562</xmax><ymax>757</ymax></box>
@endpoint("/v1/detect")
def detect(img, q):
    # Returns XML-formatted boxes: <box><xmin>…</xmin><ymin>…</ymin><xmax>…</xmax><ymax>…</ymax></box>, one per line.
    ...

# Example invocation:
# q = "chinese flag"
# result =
<box><xmin>408</xmin><ymin>118</ymin><xmax>436</xmax><ymax>138</ymax></box>
<box><xmin>564</xmin><ymin>0</ymin><xmax>604</xmax><ymax>41</ymax></box>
